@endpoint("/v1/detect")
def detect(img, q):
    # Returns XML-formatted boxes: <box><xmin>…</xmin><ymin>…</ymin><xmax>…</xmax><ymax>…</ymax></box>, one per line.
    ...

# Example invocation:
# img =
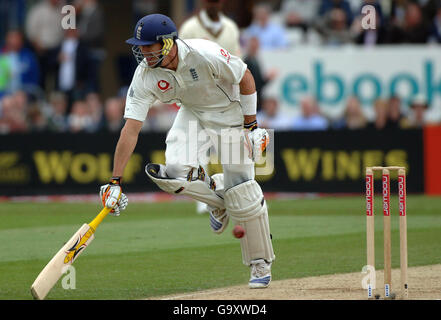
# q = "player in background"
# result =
<box><xmin>180</xmin><ymin>0</ymin><xmax>242</xmax><ymax>214</ymax></box>
<box><xmin>100</xmin><ymin>14</ymin><xmax>275</xmax><ymax>288</ymax></box>
<box><xmin>179</xmin><ymin>0</ymin><xmax>241</xmax><ymax>57</ymax></box>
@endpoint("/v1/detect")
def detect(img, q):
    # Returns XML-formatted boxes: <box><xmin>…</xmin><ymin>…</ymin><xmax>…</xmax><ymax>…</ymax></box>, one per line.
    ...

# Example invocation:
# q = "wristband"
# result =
<box><xmin>244</xmin><ymin>120</ymin><xmax>258</xmax><ymax>131</ymax></box>
<box><xmin>110</xmin><ymin>177</ymin><xmax>122</xmax><ymax>185</ymax></box>
<box><xmin>240</xmin><ymin>92</ymin><xmax>257</xmax><ymax>116</ymax></box>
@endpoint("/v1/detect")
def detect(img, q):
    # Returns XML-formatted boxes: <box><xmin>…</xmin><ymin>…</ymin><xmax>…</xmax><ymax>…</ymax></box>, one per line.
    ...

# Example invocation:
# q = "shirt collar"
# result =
<box><xmin>174</xmin><ymin>39</ymin><xmax>190</xmax><ymax>71</ymax></box>
<box><xmin>199</xmin><ymin>10</ymin><xmax>224</xmax><ymax>34</ymax></box>
<box><xmin>154</xmin><ymin>39</ymin><xmax>189</xmax><ymax>74</ymax></box>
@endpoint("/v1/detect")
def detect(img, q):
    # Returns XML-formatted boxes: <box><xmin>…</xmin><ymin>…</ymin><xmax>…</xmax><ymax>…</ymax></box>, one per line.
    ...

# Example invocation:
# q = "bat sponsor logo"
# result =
<box><xmin>64</xmin><ymin>228</ymin><xmax>93</xmax><ymax>264</ymax></box>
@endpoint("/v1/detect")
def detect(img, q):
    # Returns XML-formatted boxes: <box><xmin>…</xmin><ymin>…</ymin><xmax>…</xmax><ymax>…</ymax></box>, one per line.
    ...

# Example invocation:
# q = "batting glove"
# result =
<box><xmin>100</xmin><ymin>177</ymin><xmax>128</xmax><ymax>216</ymax></box>
<box><xmin>244</xmin><ymin>121</ymin><xmax>269</xmax><ymax>163</ymax></box>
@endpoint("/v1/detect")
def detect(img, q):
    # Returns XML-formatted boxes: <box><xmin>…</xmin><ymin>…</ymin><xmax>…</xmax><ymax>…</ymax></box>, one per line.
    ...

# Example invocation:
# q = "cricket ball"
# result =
<box><xmin>232</xmin><ymin>225</ymin><xmax>245</xmax><ymax>239</ymax></box>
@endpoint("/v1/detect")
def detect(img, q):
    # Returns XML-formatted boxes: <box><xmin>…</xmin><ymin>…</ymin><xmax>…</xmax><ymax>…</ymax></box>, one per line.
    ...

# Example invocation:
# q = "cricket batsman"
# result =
<box><xmin>99</xmin><ymin>14</ymin><xmax>275</xmax><ymax>288</ymax></box>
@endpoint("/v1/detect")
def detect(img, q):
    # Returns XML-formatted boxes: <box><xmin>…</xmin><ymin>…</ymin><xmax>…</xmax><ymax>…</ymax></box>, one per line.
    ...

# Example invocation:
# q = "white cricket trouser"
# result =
<box><xmin>164</xmin><ymin>102</ymin><xmax>254</xmax><ymax>190</ymax></box>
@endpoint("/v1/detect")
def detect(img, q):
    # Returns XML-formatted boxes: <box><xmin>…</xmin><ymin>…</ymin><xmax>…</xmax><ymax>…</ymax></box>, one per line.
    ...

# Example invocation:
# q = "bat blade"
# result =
<box><xmin>30</xmin><ymin>224</ymin><xmax>95</xmax><ymax>300</ymax></box>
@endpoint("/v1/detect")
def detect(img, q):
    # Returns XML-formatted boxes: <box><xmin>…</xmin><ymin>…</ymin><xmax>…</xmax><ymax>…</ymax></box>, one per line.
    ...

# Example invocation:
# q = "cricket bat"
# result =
<box><xmin>30</xmin><ymin>207</ymin><xmax>112</xmax><ymax>300</ymax></box>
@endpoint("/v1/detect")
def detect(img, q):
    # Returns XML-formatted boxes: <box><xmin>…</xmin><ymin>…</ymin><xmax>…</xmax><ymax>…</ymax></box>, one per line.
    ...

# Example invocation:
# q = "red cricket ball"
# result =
<box><xmin>232</xmin><ymin>225</ymin><xmax>245</xmax><ymax>239</ymax></box>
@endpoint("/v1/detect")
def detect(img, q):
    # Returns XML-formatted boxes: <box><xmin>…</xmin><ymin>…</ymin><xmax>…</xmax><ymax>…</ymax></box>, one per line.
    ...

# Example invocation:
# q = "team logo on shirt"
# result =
<box><xmin>189</xmin><ymin>68</ymin><xmax>199</xmax><ymax>81</ymax></box>
<box><xmin>157</xmin><ymin>80</ymin><xmax>171</xmax><ymax>92</ymax></box>
<box><xmin>220</xmin><ymin>49</ymin><xmax>230</xmax><ymax>64</ymax></box>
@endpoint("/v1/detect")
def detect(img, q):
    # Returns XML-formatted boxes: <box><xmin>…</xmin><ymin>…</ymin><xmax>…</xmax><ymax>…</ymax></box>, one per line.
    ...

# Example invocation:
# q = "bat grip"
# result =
<box><xmin>88</xmin><ymin>207</ymin><xmax>112</xmax><ymax>231</ymax></box>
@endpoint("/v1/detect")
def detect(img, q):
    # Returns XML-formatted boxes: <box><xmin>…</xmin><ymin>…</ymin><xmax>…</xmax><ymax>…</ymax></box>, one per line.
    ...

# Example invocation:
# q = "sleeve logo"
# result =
<box><xmin>220</xmin><ymin>49</ymin><xmax>231</xmax><ymax>63</ymax></box>
<box><xmin>157</xmin><ymin>80</ymin><xmax>171</xmax><ymax>92</ymax></box>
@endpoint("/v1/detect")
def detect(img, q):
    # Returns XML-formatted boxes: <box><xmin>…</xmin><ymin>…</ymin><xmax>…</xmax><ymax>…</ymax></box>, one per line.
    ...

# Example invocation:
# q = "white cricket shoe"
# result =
<box><xmin>249</xmin><ymin>259</ymin><xmax>272</xmax><ymax>288</ymax></box>
<box><xmin>209</xmin><ymin>208</ymin><xmax>229</xmax><ymax>234</ymax></box>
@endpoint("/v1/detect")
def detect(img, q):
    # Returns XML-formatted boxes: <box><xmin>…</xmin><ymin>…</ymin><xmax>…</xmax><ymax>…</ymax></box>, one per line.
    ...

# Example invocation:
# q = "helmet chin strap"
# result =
<box><xmin>152</xmin><ymin>38</ymin><xmax>175</xmax><ymax>69</ymax></box>
<box><xmin>151</xmin><ymin>56</ymin><xmax>164</xmax><ymax>68</ymax></box>
<box><xmin>160</xmin><ymin>48</ymin><xmax>178</xmax><ymax>69</ymax></box>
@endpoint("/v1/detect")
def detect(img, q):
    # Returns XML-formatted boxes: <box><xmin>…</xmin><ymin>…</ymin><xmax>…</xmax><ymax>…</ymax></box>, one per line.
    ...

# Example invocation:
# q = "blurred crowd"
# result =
<box><xmin>0</xmin><ymin>0</ymin><xmax>440</xmax><ymax>134</ymax></box>
<box><xmin>257</xmin><ymin>93</ymin><xmax>430</xmax><ymax>131</ymax></box>
<box><xmin>256</xmin><ymin>0</ymin><xmax>441</xmax><ymax>47</ymax></box>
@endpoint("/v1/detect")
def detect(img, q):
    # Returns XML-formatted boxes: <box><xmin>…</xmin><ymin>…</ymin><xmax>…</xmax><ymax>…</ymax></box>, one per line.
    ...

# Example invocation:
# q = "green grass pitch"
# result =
<box><xmin>0</xmin><ymin>195</ymin><xmax>440</xmax><ymax>300</ymax></box>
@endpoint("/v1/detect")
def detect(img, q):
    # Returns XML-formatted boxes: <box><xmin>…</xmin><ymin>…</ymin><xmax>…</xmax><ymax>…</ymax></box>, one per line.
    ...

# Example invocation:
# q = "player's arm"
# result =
<box><xmin>208</xmin><ymin>45</ymin><xmax>257</xmax><ymax>126</ymax></box>
<box><xmin>112</xmin><ymin>119</ymin><xmax>143</xmax><ymax>177</ymax></box>
<box><xmin>100</xmin><ymin>119</ymin><xmax>143</xmax><ymax>216</ymax></box>
<box><xmin>239</xmin><ymin>69</ymin><xmax>257</xmax><ymax>127</ymax></box>
<box><xmin>99</xmin><ymin>119</ymin><xmax>141</xmax><ymax>216</ymax></box>
<box><xmin>208</xmin><ymin>45</ymin><xmax>268</xmax><ymax>160</ymax></box>
<box><xmin>112</xmin><ymin>69</ymin><xmax>155</xmax><ymax>178</ymax></box>
<box><xmin>100</xmin><ymin>68</ymin><xmax>154</xmax><ymax>215</ymax></box>
<box><xmin>239</xmin><ymin>69</ymin><xmax>269</xmax><ymax>163</ymax></box>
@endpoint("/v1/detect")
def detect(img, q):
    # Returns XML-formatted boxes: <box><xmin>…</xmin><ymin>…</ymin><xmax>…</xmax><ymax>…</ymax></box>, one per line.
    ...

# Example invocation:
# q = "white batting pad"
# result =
<box><xmin>224</xmin><ymin>180</ymin><xmax>275</xmax><ymax>265</ymax></box>
<box><xmin>145</xmin><ymin>164</ymin><xmax>224</xmax><ymax>209</ymax></box>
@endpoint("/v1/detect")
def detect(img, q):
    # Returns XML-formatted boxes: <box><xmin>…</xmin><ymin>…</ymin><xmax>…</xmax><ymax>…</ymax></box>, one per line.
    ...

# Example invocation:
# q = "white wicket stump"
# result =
<box><xmin>382</xmin><ymin>169</ymin><xmax>391</xmax><ymax>298</ymax></box>
<box><xmin>365</xmin><ymin>166</ymin><xmax>408</xmax><ymax>299</ymax></box>
<box><xmin>365</xmin><ymin>168</ymin><xmax>375</xmax><ymax>298</ymax></box>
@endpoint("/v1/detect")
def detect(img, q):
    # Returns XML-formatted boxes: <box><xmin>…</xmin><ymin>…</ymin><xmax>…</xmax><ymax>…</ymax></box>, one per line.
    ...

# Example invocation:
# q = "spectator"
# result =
<box><xmin>0</xmin><ymin>54</ymin><xmax>10</xmax><ymax>98</ymax></box>
<box><xmin>55</xmin><ymin>28</ymin><xmax>90</xmax><ymax>108</ymax></box>
<box><xmin>428</xmin><ymin>3</ymin><xmax>441</xmax><ymax>42</ymax></box>
<box><xmin>319</xmin><ymin>0</ymin><xmax>354</xmax><ymax>26</ymax></box>
<box><xmin>389</xmin><ymin>0</ymin><xmax>409</xmax><ymax>27</ymax></box>
<box><xmin>27</xmin><ymin>103</ymin><xmax>47</xmax><ymax>132</ymax></box>
<box><xmin>370</xmin><ymin>98</ymin><xmax>388</xmax><ymax>130</ymax></box>
<box><xmin>386</xmin><ymin>95</ymin><xmax>406</xmax><ymax>129</ymax></box>
<box><xmin>419</xmin><ymin>0</ymin><xmax>441</xmax><ymax>21</ymax></box>
<box><xmin>292</xmin><ymin>96</ymin><xmax>328</xmax><ymax>130</ymax></box>
<box><xmin>85</xmin><ymin>92</ymin><xmax>104</xmax><ymax>131</ymax></box>
<box><xmin>334</xmin><ymin>96</ymin><xmax>368</xmax><ymax>129</ymax></box>
<box><xmin>132</xmin><ymin>0</ymin><xmax>158</xmax><ymax>23</ymax></box>
<box><xmin>386</xmin><ymin>2</ymin><xmax>430</xmax><ymax>43</ymax></box>
<box><xmin>0</xmin><ymin>30</ymin><xmax>40</xmax><ymax>94</ymax></box>
<box><xmin>243</xmin><ymin>37</ymin><xmax>277</xmax><ymax>111</ymax></box>
<box><xmin>13</xmin><ymin>89</ymin><xmax>28</xmax><ymax>113</ymax></box>
<box><xmin>257</xmin><ymin>96</ymin><xmax>293</xmax><ymax>131</ymax></box>
<box><xmin>76</xmin><ymin>0</ymin><xmax>105</xmax><ymax>49</ymax></box>
<box><xmin>67</xmin><ymin>99</ymin><xmax>94</xmax><ymax>133</ymax></box>
<box><xmin>0</xmin><ymin>0</ymin><xmax>27</xmax><ymax>42</ymax></box>
<box><xmin>316</xmin><ymin>8</ymin><xmax>355</xmax><ymax>45</ymax></box>
<box><xmin>402</xmin><ymin>94</ymin><xmax>429</xmax><ymax>128</ymax></box>
<box><xmin>25</xmin><ymin>0</ymin><xmax>64</xmax><ymax>90</ymax></box>
<box><xmin>46</xmin><ymin>91</ymin><xmax>68</xmax><ymax>132</ymax></box>
<box><xmin>348</xmin><ymin>0</ymin><xmax>364</xmax><ymax>14</ymax></box>
<box><xmin>179</xmin><ymin>0</ymin><xmax>241</xmax><ymax>56</ymax></box>
<box><xmin>0</xmin><ymin>93</ymin><xmax>28</xmax><ymax>133</ymax></box>
<box><xmin>281</xmin><ymin>0</ymin><xmax>320</xmax><ymax>32</ymax></box>
<box><xmin>244</xmin><ymin>3</ymin><xmax>289</xmax><ymax>50</ymax></box>
<box><xmin>76</xmin><ymin>0</ymin><xmax>105</xmax><ymax>92</ymax></box>
<box><xmin>103</xmin><ymin>97</ymin><xmax>125</xmax><ymax>132</ymax></box>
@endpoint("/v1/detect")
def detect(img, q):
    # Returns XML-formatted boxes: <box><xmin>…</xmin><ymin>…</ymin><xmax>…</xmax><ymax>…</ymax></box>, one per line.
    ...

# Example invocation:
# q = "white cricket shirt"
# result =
<box><xmin>179</xmin><ymin>10</ymin><xmax>242</xmax><ymax>57</ymax></box>
<box><xmin>124</xmin><ymin>39</ymin><xmax>248</xmax><ymax>122</ymax></box>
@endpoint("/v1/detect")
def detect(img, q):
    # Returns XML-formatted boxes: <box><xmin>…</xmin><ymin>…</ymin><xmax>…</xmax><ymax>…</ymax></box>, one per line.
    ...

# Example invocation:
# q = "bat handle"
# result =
<box><xmin>88</xmin><ymin>207</ymin><xmax>113</xmax><ymax>231</ymax></box>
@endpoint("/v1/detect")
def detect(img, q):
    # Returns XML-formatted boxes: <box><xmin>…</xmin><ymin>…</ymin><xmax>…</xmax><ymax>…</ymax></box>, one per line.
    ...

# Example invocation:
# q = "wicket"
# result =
<box><xmin>365</xmin><ymin>166</ymin><xmax>408</xmax><ymax>299</ymax></box>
